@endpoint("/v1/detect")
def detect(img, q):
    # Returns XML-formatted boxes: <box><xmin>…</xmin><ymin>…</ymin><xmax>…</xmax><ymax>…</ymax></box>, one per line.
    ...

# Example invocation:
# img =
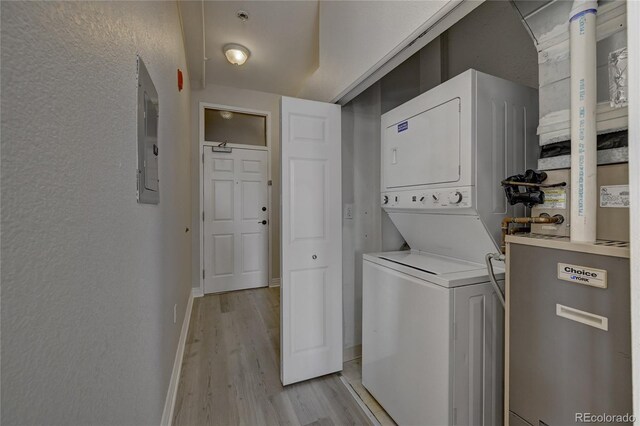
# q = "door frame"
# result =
<box><xmin>198</xmin><ymin>102</ymin><xmax>272</xmax><ymax>296</ymax></box>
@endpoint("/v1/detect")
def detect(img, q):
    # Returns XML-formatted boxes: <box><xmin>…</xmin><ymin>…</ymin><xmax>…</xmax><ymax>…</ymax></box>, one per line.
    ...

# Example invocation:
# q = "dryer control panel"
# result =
<box><xmin>382</xmin><ymin>187</ymin><xmax>473</xmax><ymax>210</ymax></box>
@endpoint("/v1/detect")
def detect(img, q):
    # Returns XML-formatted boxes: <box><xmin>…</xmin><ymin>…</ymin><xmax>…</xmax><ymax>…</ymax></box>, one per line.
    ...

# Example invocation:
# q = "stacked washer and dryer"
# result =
<box><xmin>361</xmin><ymin>69</ymin><xmax>538</xmax><ymax>425</ymax></box>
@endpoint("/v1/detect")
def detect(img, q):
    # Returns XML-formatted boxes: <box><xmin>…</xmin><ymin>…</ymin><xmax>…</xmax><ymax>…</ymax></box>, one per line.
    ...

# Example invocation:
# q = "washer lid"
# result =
<box><xmin>387</xmin><ymin>212</ymin><xmax>499</xmax><ymax>264</ymax></box>
<box><xmin>379</xmin><ymin>251</ymin><xmax>483</xmax><ymax>275</ymax></box>
<box><xmin>364</xmin><ymin>251</ymin><xmax>504</xmax><ymax>288</ymax></box>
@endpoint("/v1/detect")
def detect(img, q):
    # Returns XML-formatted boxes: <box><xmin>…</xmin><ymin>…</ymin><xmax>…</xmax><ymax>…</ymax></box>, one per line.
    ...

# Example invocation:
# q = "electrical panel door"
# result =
<box><xmin>137</xmin><ymin>56</ymin><xmax>159</xmax><ymax>204</ymax></box>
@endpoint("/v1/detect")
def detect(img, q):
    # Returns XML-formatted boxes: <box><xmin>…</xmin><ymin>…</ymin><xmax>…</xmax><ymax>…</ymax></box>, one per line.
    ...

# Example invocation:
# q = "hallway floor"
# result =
<box><xmin>172</xmin><ymin>287</ymin><xmax>372</xmax><ymax>426</ymax></box>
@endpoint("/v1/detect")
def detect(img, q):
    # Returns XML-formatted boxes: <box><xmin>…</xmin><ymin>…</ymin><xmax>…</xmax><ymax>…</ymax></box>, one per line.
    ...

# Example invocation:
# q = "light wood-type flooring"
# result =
<box><xmin>172</xmin><ymin>287</ymin><xmax>372</xmax><ymax>426</ymax></box>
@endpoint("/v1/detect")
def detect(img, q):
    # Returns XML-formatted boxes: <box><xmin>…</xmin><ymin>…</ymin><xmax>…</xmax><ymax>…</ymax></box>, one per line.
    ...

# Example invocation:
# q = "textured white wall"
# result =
<box><xmin>191</xmin><ymin>84</ymin><xmax>282</xmax><ymax>288</ymax></box>
<box><xmin>298</xmin><ymin>1</ymin><xmax>448</xmax><ymax>102</ymax></box>
<box><xmin>1</xmin><ymin>2</ymin><xmax>192</xmax><ymax>424</ymax></box>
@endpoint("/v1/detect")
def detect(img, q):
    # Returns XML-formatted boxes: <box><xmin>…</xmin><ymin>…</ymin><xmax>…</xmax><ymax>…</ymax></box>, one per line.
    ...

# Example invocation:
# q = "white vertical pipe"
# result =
<box><xmin>569</xmin><ymin>0</ymin><xmax>598</xmax><ymax>243</ymax></box>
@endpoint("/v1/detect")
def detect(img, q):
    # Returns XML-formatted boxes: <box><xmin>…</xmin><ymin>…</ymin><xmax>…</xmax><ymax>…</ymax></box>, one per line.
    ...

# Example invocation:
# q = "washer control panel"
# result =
<box><xmin>382</xmin><ymin>187</ymin><xmax>473</xmax><ymax>210</ymax></box>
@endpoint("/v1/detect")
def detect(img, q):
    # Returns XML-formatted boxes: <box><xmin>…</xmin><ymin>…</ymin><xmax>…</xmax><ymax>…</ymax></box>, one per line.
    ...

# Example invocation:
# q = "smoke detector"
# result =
<box><xmin>236</xmin><ymin>10</ymin><xmax>249</xmax><ymax>22</ymax></box>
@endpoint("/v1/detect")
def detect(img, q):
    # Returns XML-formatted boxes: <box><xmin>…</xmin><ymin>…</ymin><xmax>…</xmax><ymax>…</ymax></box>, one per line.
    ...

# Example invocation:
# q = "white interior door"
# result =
<box><xmin>203</xmin><ymin>147</ymin><xmax>269</xmax><ymax>294</ymax></box>
<box><xmin>280</xmin><ymin>96</ymin><xmax>342</xmax><ymax>385</ymax></box>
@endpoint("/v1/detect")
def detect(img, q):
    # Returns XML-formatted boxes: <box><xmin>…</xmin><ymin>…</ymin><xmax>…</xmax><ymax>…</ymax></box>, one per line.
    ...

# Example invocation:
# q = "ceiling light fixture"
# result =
<box><xmin>223</xmin><ymin>44</ymin><xmax>250</xmax><ymax>66</ymax></box>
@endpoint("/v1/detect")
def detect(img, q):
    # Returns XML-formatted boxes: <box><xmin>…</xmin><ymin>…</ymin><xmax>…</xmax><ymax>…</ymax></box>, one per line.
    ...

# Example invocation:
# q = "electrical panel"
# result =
<box><xmin>137</xmin><ymin>56</ymin><xmax>159</xmax><ymax>204</ymax></box>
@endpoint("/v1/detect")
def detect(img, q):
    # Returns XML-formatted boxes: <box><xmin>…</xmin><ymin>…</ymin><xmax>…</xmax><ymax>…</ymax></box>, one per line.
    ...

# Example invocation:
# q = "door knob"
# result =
<box><xmin>262</xmin><ymin>206</ymin><xmax>267</xmax><ymax>211</ymax></box>
<box><xmin>259</xmin><ymin>220</ymin><xmax>267</xmax><ymax>225</ymax></box>
<box><xmin>312</xmin><ymin>254</ymin><xmax>317</xmax><ymax>260</ymax></box>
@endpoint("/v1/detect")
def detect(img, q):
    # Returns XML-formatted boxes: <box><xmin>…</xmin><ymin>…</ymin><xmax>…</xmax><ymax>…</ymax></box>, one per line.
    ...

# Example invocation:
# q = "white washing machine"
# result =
<box><xmin>361</xmin><ymin>69</ymin><xmax>538</xmax><ymax>425</ymax></box>
<box><xmin>363</xmin><ymin>251</ymin><xmax>503</xmax><ymax>426</ymax></box>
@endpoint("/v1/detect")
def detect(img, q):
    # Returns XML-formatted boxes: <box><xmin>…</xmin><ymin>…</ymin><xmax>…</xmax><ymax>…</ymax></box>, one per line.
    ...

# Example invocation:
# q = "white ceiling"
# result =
<box><xmin>179</xmin><ymin>0</ymin><xmax>319</xmax><ymax>96</ymax></box>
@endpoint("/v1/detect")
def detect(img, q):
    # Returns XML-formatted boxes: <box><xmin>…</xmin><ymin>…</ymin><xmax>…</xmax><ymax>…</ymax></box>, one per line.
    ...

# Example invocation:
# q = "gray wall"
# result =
<box><xmin>380</xmin><ymin>0</ymin><xmax>538</xmax><ymax>116</ymax></box>
<box><xmin>341</xmin><ymin>0</ymin><xmax>538</xmax><ymax>354</ymax></box>
<box><xmin>342</xmin><ymin>83</ymin><xmax>405</xmax><ymax>353</ymax></box>
<box><xmin>1</xmin><ymin>2</ymin><xmax>192</xmax><ymax>424</ymax></box>
<box><xmin>446</xmin><ymin>0</ymin><xmax>538</xmax><ymax>89</ymax></box>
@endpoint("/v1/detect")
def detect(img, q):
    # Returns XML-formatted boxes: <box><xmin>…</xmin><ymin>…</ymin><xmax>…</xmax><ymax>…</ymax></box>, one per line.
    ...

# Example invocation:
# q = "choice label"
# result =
<box><xmin>557</xmin><ymin>263</ymin><xmax>607</xmax><ymax>288</ymax></box>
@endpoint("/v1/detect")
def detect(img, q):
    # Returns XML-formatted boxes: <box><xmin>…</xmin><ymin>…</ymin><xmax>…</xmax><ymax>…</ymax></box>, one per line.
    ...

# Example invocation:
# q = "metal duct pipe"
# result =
<box><xmin>569</xmin><ymin>0</ymin><xmax>598</xmax><ymax>243</ymax></box>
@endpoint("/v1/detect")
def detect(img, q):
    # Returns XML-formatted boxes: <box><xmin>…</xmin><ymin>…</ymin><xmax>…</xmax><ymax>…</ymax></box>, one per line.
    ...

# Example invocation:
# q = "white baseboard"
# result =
<box><xmin>343</xmin><ymin>344</ymin><xmax>362</xmax><ymax>362</ymax></box>
<box><xmin>192</xmin><ymin>287</ymin><xmax>204</xmax><ymax>298</ymax></box>
<box><xmin>270</xmin><ymin>278</ymin><xmax>281</xmax><ymax>287</ymax></box>
<box><xmin>161</xmin><ymin>291</ymin><xmax>194</xmax><ymax>426</ymax></box>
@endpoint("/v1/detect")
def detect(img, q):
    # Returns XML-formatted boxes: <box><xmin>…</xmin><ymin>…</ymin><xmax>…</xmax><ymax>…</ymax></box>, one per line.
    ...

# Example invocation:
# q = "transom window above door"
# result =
<box><xmin>204</xmin><ymin>108</ymin><xmax>267</xmax><ymax>147</ymax></box>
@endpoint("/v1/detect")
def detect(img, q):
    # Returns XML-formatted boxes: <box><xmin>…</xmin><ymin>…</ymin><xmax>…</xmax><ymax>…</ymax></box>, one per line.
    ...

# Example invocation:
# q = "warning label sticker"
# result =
<box><xmin>600</xmin><ymin>185</ymin><xmax>630</xmax><ymax>208</ymax></box>
<box><xmin>543</xmin><ymin>188</ymin><xmax>567</xmax><ymax>209</ymax></box>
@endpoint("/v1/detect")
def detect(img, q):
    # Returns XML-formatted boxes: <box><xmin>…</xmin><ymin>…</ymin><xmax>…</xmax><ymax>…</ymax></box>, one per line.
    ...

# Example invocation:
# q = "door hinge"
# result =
<box><xmin>202</xmin><ymin>269</ymin><xmax>205</xmax><ymax>279</ymax></box>
<box><xmin>202</xmin><ymin>152</ymin><xmax>204</xmax><ymax>163</ymax></box>
<box><xmin>202</xmin><ymin>211</ymin><xmax>205</xmax><ymax>221</ymax></box>
<box><xmin>268</xmin><ymin>180</ymin><xmax>273</xmax><ymax>186</ymax></box>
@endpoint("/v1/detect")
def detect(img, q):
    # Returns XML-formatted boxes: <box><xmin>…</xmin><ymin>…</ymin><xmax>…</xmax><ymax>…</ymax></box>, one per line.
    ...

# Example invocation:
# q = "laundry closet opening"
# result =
<box><xmin>199</xmin><ymin>104</ymin><xmax>273</xmax><ymax>294</ymax></box>
<box><xmin>339</xmin><ymin>1</ymin><xmax>541</xmax><ymax>424</ymax></box>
